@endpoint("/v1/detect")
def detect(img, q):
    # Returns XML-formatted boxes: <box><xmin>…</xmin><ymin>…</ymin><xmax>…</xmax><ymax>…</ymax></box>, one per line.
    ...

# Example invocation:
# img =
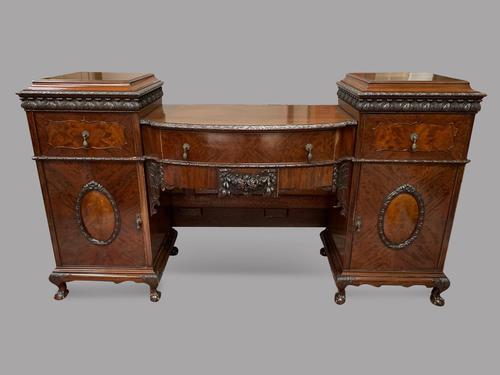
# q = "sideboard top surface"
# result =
<box><xmin>141</xmin><ymin>104</ymin><xmax>356</xmax><ymax>130</ymax></box>
<box><xmin>340</xmin><ymin>72</ymin><xmax>484</xmax><ymax>94</ymax></box>
<box><xmin>21</xmin><ymin>71</ymin><xmax>162</xmax><ymax>93</ymax></box>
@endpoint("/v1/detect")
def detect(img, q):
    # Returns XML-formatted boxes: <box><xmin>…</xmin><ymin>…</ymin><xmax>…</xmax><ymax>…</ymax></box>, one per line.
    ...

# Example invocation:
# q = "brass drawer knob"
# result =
<box><xmin>410</xmin><ymin>133</ymin><xmax>419</xmax><ymax>152</ymax></box>
<box><xmin>305</xmin><ymin>143</ymin><xmax>313</xmax><ymax>163</ymax></box>
<box><xmin>81</xmin><ymin>130</ymin><xmax>90</xmax><ymax>148</ymax></box>
<box><xmin>182</xmin><ymin>143</ymin><xmax>191</xmax><ymax>160</ymax></box>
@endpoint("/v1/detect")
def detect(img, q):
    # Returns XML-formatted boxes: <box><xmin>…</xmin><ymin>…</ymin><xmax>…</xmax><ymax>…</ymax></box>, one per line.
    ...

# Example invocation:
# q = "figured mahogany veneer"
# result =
<box><xmin>141</xmin><ymin>104</ymin><xmax>356</xmax><ymax>164</ymax></box>
<box><xmin>360</xmin><ymin>114</ymin><xmax>473</xmax><ymax>160</ymax></box>
<box><xmin>36</xmin><ymin>113</ymin><xmax>134</xmax><ymax>157</ymax></box>
<box><xmin>18</xmin><ymin>71</ymin><xmax>485</xmax><ymax>306</ymax></box>
<box><xmin>157</xmin><ymin>129</ymin><xmax>337</xmax><ymax>164</ymax></box>
<box><xmin>43</xmin><ymin>161</ymin><xmax>147</xmax><ymax>266</ymax></box>
<box><xmin>141</xmin><ymin>104</ymin><xmax>356</xmax><ymax>192</ymax></box>
<box><xmin>350</xmin><ymin>163</ymin><xmax>457</xmax><ymax>271</ymax></box>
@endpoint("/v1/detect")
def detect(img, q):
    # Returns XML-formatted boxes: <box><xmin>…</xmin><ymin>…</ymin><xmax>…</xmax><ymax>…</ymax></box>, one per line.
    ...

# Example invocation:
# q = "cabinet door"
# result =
<box><xmin>42</xmin><ymin>161</ymin><xmax>147</xmax><ymax>267</ymax></box>
<box><xmin>350</xmin><ymin>163</ymin><xmax>459</xmax><ymax>272</ymax></box>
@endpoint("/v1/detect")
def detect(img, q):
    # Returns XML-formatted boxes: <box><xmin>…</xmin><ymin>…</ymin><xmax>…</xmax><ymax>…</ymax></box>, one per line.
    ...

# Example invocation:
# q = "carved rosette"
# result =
<box><xmin>218</xmin><ymin>169</ymin><xmax>277</xmax><ymax>197</ymax></box>
<box><xmin>333</xmin><ymin>161</ymin><xmax>351</xmax><ymax>216</ymax></box>
<box><xmin>145</xmin><ymin>161</ymin><xmax>167</xmax><ymax>215</ymax></box>
<box><xmin>75</xmin><ymin>181</ymin><xmax>121</xmax><ymax>246</ymax></box>
<box><xmin>378</xmin><ymin>184</ymin><xmax>425</xmax><ymax>249</ymax></box>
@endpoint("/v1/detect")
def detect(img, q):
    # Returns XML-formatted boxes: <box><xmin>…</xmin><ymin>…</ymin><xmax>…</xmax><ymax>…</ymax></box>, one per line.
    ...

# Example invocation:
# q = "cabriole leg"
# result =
<box><xmin>143</xmin><ymin>275</ymin><xmax>162</xmax><ymax>302</ymax></box>
<box><xmin>149</xmin><ymin>286</ymin><xmax>161</xmax><ymax>302</ymax></box>
<box><xmin>335</xmin><ymin>288</ymin><xmax>346</xmax><ymax>305</ymax></box>
<box><xmin>334</xmin><ymin>276</ymin><xmax>352</xmax><ymax>305</ymax></box>
<box><xmin>49</xmin><ymin>273</ymin><xmax>69</xmax><ymax>301</ymax></box>
<box><xmin>430</xmin><ymin>276</ymin><xmax>450</xmax><ymax>307</ymax></box>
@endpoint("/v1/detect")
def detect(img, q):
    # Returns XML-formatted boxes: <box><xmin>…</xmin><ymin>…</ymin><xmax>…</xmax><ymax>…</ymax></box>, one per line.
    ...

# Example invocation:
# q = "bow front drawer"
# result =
<box><xmin>33</xmin><ymin>112</ymin><xmax>137</xmax><ymax>157</ymax></box>
<box><xmin>156</xmin><ymin>129</ymin><xmax>337</xmax><ymax>165</ymax></box>
<box><xmin>359</xmin><ymin>114</ymin><xmax>473</xmax><ymax>160</ymax></box>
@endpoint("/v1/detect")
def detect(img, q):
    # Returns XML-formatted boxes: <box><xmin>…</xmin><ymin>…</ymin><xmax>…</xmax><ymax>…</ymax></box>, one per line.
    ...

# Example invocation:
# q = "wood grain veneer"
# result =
<box><xmin>18</xmin><ymin>71</ymin><xmax>485</xmax><ymax>306</ymax></box>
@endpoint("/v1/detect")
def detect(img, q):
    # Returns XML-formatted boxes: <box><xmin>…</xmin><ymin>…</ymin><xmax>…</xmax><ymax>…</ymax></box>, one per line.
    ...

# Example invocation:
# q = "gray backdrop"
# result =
<box><xmin>1</xmin><ymin>0</ymin><xmax>498</xmax><ymax>373</ymax></box>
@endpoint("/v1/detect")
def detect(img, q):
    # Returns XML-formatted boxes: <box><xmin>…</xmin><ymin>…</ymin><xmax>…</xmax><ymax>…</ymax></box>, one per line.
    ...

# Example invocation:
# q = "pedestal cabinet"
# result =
<box><xmin>19</xmin><ymin>73</ymin><xmax>175</xmax><ymax>302</ymax></box>
<box><xmin>322</xmin><ymin>73</ymin><xmax>485</xmax><ymax>305</ymax></box>
<box><xmin>19</xmin><ymin>71</ymin><xmax>485</xmax><ymax>305</ymax></box>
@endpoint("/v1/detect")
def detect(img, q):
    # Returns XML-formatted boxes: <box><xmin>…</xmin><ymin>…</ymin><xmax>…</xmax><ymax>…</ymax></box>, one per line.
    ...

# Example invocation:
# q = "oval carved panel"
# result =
<box><xmin>378</xmin><ymin>184</ymin><xmax>424</xmax><ymax>250</ymax></box>
<box><xmin>76</xmin><ymin>181</ymin><xmax>121</xmax><ymax>246</ymax></box>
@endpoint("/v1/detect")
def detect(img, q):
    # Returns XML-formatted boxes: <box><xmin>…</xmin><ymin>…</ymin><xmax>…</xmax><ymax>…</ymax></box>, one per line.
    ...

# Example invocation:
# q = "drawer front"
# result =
<box><xmin>161</xmin><ymin>165</ymin><xmax>333</xmax><ymax>193</ymax></box>
<box><xmin>160</xmin><ymin>130</ymin><xmax>336</xmax><ymax>164</ymax></box>
<box><xmin>350</xmin><ymin>163</ymin><xmax>458</xmax><ymax>271</ymax></box>
<box><xmin>359</xmin><ymin>114</ymin><xmax>473</xmax><ymax>160</ymax></box>
<box><xmin>42</xmin><ymin>161</ymin><xmax>147</xmax><ymax>267</ymax></box>
<box><xmin>35</xmin><ymin>112</ymin><xmax>137</xmax><ymax>157</ymax></box>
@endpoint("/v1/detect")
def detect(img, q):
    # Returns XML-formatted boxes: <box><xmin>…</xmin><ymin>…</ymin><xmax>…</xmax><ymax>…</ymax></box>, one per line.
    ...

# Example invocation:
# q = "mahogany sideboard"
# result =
<box><xmin>18</xmin><ymin>72</ymin><xmax>486</xmax><ymax>305</ymax></box>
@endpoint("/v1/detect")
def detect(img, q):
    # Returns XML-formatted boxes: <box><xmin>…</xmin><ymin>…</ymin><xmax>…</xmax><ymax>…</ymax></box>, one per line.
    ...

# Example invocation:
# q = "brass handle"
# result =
<box><xmin>182</xmin><ymin>143</ymin><xmax>191</xmax><ymax>161</ymax></box>
<box><xmin>410</xmin><ymin>133</ymin><xmax>419</xmax><ymax>152</ymax></box>
<box><xmin>81</xmin><ymin>130</ymin><xmax>90</xmax><ymax>148</ymax></box>
<box><xmin>305</xmin><ymin>143</ymin><xmax>313</xmax><ymax>163</ymax></box>
<box><xmin>354</xmin><ymin>216</ymin><xmax>362</xmax><ymax>232</ymax></box>
<box><xmin>136</xmin><ymin>213</ymin><xmax>142</xmax><ymax>230</ymax></box>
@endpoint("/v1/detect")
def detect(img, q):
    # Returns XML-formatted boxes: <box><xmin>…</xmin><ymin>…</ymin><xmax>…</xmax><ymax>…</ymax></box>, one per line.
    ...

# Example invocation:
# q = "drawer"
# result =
<box><xmin>159</xmin><ymin>130</ymin><xmax>336</xmax><ymax>164</ymax></box>
<box><xmin>34</xmin><ymin>112</ymin><xmax>137</xmax><ymax>157</ymax></box>
<box><xmin>359</xmin><ymin>114</ymin><xmax>473</xmax><ymax>160</ymax></box>
<box><xmin>161</xmin><ymin>165</ymin><xmax>334</xmax><ymax>193</ymax></box>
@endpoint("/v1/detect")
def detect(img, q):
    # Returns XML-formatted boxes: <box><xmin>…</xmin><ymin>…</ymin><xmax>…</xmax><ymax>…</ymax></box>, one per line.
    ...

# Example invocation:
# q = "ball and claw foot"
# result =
<box><xmin>320</xmin><ymin>247</ymin><xmax>327</xmax><ymax>257</ymax></box>
<box><xmin>430</xmin><ymin>287</ymin><xmax>445</xmax><ymax>307</ymax></box>
<box><xmin>170</xmin><ymin>246</ymin><xmax>179</xmax><ymax>256</ymax></box>
<box><xmin>54</xmin><ymin>284</ymin><xmax>69</xmax><ymax>301</ymax></box>
<box><xmin>150</xmin><ymin>289</ymin><xmax>162</xmax><ymax>302</ymax></box>
<box><xmin>335</xmin><ymin>290</ymin><xmax>346</xmax><ymax>305</ymax></box>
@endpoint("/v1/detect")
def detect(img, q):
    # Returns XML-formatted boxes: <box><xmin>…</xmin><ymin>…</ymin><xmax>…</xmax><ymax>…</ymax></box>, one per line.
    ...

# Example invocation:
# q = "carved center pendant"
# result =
<box><xmin>218</xmin><ymin>169</ymin><xmax>277</xmax><ymax>197</ymax></box>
